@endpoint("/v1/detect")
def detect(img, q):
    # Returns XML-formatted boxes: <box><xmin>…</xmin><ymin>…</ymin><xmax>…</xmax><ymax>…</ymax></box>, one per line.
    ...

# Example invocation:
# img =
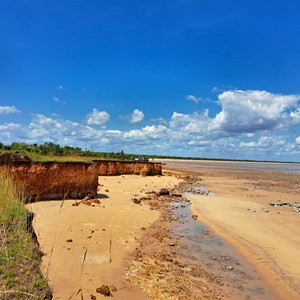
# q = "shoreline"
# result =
<box><xmin>157</xmin><ymin>158</ymin><xmax>300</xmax><ymax>166</ymax></box>
<box><xmin>164</xmin><ymin>164</ymin><xmax>300</xmax><ymax>300</ymax></box>
<box><xmin>26</xmin><ymin>166</ymin><xmax>300</xmax><ymax>299</ymax></box>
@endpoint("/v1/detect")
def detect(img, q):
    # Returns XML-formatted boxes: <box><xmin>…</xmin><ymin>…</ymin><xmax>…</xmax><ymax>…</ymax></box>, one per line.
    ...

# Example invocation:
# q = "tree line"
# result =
<box><xmin>0</xmin><ymin>142</ymin><xmax>133</xmax><ymax>160</ymax></box>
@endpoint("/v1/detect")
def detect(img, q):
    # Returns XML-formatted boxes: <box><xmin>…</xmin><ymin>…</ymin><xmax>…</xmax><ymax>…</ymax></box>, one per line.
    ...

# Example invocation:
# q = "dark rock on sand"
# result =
<box><xmin>158</xmin><ymin>188</ymin><xmax>170</xmax><ymax>196</ymax></box>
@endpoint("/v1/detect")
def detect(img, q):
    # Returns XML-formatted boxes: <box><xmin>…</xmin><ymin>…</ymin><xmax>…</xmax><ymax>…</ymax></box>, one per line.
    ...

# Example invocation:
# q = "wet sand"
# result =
<box><xmin>163</xmin><ymin>160</ymin><xmax>300</xmax><ymax>299</ymax></box>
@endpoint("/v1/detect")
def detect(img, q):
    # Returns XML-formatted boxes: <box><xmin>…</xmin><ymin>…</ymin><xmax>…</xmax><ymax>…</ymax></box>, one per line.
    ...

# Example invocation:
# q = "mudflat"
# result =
<box><xmin>164</xmin><ymin>160</ymin><xmax>300</xmax><ymax>300</ymax></box>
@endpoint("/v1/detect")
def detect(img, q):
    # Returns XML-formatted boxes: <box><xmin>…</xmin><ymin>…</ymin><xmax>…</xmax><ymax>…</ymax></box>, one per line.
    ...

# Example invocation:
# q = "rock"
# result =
<box><xmin>110</xmin><ymin>285</ymin><xmax>117</xmax><ymax>292</ymax></box>
<box><xmin>132</xmin><ymin>198</ymin><xmax>141</xmax><ymax>204</ymax></box>
<box><xmin>96</xmin><ymin>285</ymin><xmax>112</xmax><ymax>297</ymax></box>
<box><xmin>66</xmin><ymin>239</ymin><xmax>73</xmax><ymax>243</ymax></box>
<box><xmin>192</xmin><ymin>214</ymin><xmax>198</xmax><ymax>220</ymax></box>
<box><xmin>171</xmin><ymin>193</ymin><xmax>182</xmax><ymax>197</ymax></box>
<box><xmin>158</xmin><ymin>188</ymin><xmax>170</xmax><ymax>196</ymax></box>
<box><xmin>90</xmin><ymin>295</ymin><xmax>96</xmax><ymax>300</ymax></box>
<box><xmin>145</xmin><ymin>191</ymin><xmax>156</xmax><ymax>194</ymax></box>
<box><xmin>226</xmin><ymin>265</ymin><xmax>234</xmax><ymax>270</ymax></box>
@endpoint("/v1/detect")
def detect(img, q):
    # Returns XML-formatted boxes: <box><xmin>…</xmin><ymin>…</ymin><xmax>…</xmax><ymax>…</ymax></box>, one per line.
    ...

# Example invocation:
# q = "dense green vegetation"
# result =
<box><xmin>0</xmin><ymin>168</ymin><xmax>52</xmax><ymax>299</ymax></box>
<box><xmin>0</xmin><ymin>142</ymin><xmax>134</xmax><ymax>162</ymax></box>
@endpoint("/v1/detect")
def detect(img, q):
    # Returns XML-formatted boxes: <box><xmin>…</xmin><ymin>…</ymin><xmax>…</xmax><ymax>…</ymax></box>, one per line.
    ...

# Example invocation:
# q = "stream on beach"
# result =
<box><xmin>170</xmin><ymin>194</ymin><xmax>277</xmax><ymax>299</ymax></box>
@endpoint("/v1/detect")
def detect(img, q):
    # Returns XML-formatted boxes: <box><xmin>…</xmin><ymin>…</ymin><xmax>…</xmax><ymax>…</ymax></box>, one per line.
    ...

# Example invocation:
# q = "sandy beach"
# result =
<box><xmin>26</xmin><ymin>162</ymin><xmax>300</xmax><ymax>299</ymax></box>
<box><xmin>26</xmin><ymin>174</ymin><xmax>181</xmax><ymax>299</ymax></box>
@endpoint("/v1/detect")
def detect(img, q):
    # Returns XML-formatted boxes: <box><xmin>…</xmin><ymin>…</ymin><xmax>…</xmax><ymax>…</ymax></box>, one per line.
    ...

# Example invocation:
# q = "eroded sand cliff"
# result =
<box><xmin>0</xmin><ymin>153</ymin><xmax>162</xmax><ymax>201</ymax></box>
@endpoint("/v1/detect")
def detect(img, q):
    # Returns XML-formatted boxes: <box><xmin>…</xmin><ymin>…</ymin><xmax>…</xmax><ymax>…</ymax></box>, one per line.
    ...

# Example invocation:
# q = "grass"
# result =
<box><xmin>0</xmin><ymin>149</ymin><xmax>129</xmax><ymax>163</ymax></box>
<box><xmin>0</xmin><ymin>167</ymin><xmax>52</xmax><ymax>299</ymax></box>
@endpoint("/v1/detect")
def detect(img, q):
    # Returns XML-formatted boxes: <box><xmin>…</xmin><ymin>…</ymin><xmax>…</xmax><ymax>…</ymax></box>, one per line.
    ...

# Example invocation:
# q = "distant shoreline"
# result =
<box><xmin>156</xmin><ymin>158</ymin><xmax>300</xmax><ymax>174</ymax></box>
<box><xmin>156</xmin><ymin>157</ymin><xmax>300</xmax><ymax>166</ymax></box>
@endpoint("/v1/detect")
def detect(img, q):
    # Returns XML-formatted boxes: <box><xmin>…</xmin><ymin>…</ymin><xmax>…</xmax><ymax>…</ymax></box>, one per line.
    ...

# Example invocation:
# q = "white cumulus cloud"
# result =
<box><xmin>209</xmin><ymin>90</ymin><xmax>300</xmax><ymax>133</ymax></box>
<box><xmin>186</xmin><ymin>95</ymin><xmax>203</xmax><ymax>104</ymax></box>
<box><xmin>86</xmin><ymin>108</ymin><xmax>110</xmax><ymax>126</ymax></box>
<box><xmin>296</xmin><ymin>136</ymin><xmax>300</xmax><ymax>145</ymax></box>
<box><xmin>129</xmin><ymin>109</ymin><xmax>144</xmax><ymax>124</ymax></box>
<box><xmin>0</xmin><ymin>105</ymin><xmax>20</xmax><ymax>114</ymax></box>
<box><xmin>124</xmin><ymin>125</ymin><xmax>168</xmax><ymax>140</ymax></box>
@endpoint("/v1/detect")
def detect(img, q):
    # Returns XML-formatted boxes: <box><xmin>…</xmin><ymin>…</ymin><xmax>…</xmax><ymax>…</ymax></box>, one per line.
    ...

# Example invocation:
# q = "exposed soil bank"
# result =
<box><xmin>4</xmin><ymin>161</ymin><xmax>98</xmax><ymax>201</ymax></box>
<box><xmin>94</xmin><ymin>160</ymin><xmax>162</xmax><ymax>176</ymax></box>
<box><xmin>0</xmin><ymin>153</ymin><xmax>162</xmax><ymax>201</ymax></box>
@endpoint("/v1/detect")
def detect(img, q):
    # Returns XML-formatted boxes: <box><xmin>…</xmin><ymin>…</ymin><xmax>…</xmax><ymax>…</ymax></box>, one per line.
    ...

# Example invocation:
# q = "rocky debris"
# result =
<box><xmin>139</xmin><ymin>196</ymin><xmax>152</xmax><ymax>201</ymax></box>
<box><xmin>158</xmin><ymin>188</ymin><xmax>170</xmax><ymax>196</ymax></box>
<box><xmin>72</xmin><ymin>196</ymin><xmax>101</xmax><ymax>206</ymax></box>
<box><xmin>175</xmin><ymin>177</ymin><xmax>213</xmax><ymax>196</ymax></box>
<box><xmin>96</xmin><ymin>285</ymin><xmax>117</xmax><ymax>297</ymax></box>
<box><xmin>269</xmin><ymin>201</ymin><xmax>300</xmax><ymax>212</ymax></box>
<box><xmin>192</xmin><ymin>214</ymin><xmax>198</xmax><ymax>220</ymax></box>
<box><xmin>171</xmin><ymin>193</ymin><xmax>182</xmax><ymax>197</ymax></box>
<box><xmin>145</xmin><ymin>191</ymin><xmax>156</xmax><ymax>194</ymax></box>
<box><xmin>90</xmin><ymin>295</ymin><xmax>96</xmax><ymax>300</ymax></box>
<box><xmin>110</xmin><ymin>286</ymin><xmax>117</xmax><ymax>292</ymax></box>
<box><xmin>132</xmin><ymin>197</ymin><xmax>141</xmax><ymax>204</ymax></box>
<box><xmin>126</xmin><ymin>176</ymin><xmax>226</xmax><ymax>300</ymax></box>
<box><xmin>168</xmin><ymin>242</ymin><xmax>176</xmax><ymax>247</ymax></box>
<box><xmin>127</xmin><ymin>220</ymin><xmax>225</xmax><ymax>300</ymax></box>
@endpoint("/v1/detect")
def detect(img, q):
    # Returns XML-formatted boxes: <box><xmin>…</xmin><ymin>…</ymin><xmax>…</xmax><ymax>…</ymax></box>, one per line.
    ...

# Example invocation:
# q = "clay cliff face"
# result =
<box><xmin>6</xmin><ymin>162</ymin><xmax>98</xmax><ymax>201</ymax></box>
<box><xmin>0</xmin><ymin>153</ymin><xmax>162</xmax><ymax>201</ymax></box>
<box><xmin>94</xmin><ymin>160</ymin><xmax>162</xmax><ymax>176</ymax></box>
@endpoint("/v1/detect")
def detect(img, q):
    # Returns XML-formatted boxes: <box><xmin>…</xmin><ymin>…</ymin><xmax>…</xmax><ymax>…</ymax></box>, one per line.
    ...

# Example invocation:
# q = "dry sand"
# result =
<box><xmin>168</xmin><ymin>165</ymin><xmax>300</xmax><ymax>300</ymax></box>
<box><xmin>26</xmin><ymin>174</ymin><xmax>180</xmax><ymax>299</ymax></box>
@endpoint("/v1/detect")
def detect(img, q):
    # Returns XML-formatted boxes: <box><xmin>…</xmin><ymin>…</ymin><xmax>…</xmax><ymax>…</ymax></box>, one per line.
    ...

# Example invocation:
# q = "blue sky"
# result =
<box><xmin>1</xmin><ymin>0</ymin><xmax>300</xmax><ymax>161</ymax></box>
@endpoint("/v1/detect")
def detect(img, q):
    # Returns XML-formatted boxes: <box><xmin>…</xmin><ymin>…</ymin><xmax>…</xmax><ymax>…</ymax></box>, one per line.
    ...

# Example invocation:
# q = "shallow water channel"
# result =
<box><xmin>171</xmin><ymin>197</ymin><xmax>277</xmax><ymax>299</ymax></box>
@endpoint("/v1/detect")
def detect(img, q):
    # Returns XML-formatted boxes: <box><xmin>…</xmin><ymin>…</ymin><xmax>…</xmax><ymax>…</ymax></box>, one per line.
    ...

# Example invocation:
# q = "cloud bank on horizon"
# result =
<box><xmin>1</xmin><ymin>89</ymin><xmax>300</xmax><ymax>162</ymax></box>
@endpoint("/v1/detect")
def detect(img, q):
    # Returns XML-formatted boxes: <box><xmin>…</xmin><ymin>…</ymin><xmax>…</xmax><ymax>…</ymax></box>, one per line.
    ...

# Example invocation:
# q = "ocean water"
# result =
<box><xmin>160</xmin><ymin>159</ymin><xmax>300</xmax><ymax>173</ymax></box>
